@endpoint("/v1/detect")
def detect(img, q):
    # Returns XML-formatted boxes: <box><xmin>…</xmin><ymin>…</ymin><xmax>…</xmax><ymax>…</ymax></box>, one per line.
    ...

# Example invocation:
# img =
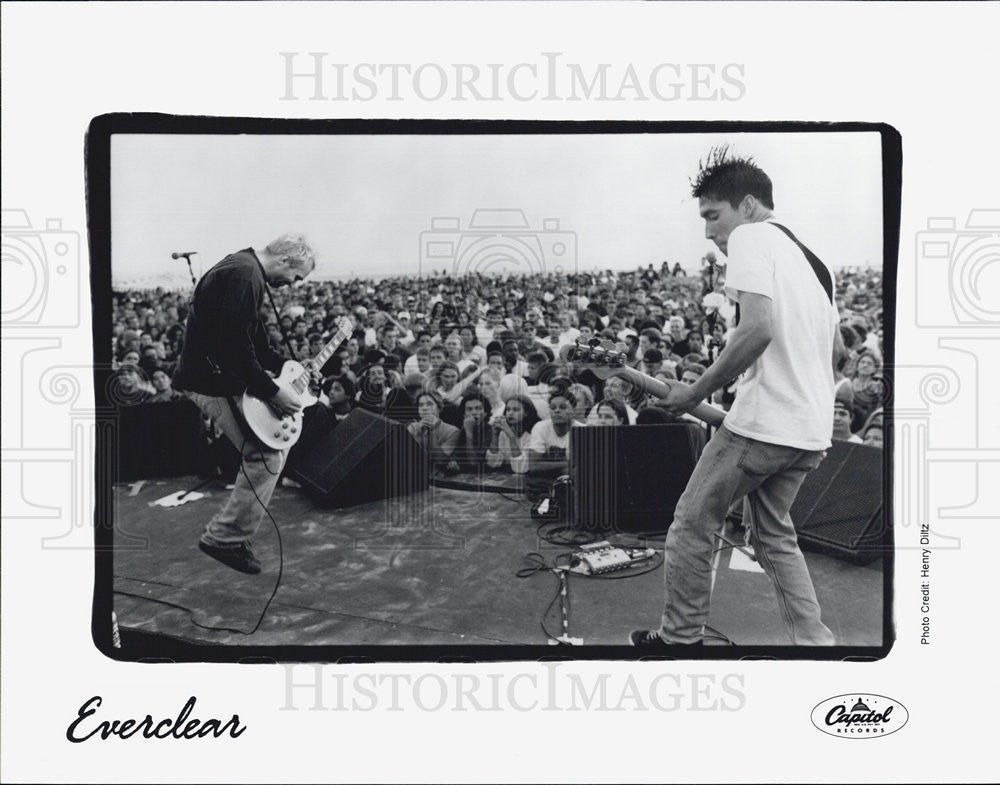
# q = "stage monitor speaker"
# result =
<box><xmin>791</xmin><ymin>440</ymin><xmax>885</xmax><ymax>564</ymax></box>
<box><xmin>570</xmin><ymin>422</ymin><xmax>705</xmax><ymax>534</ymax></box>
<box><xmin>287</xmin><ymin>407</ymin><xmax>429</xmax><ymax>508</ymax></box>
<box><xmin>116</xmin><ymin>399</ymin><xmax>216</xmax><ymax>482</ymax></box>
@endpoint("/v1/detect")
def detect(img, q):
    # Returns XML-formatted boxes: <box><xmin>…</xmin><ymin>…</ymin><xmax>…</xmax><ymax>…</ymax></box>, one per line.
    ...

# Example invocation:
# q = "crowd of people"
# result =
<box><xmin>111</xmin><ymin>259</ymin><xmax>886</xmax><ymax>475</ymax></box>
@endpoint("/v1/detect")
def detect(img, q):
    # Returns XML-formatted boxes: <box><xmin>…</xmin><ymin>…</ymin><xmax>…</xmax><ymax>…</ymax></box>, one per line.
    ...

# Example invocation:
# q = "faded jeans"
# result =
<box><xmin>659</xmin><ymin>424</ymin><xmax>835</xmax><ymax>646</ymax></box>
<box><xmin>188</xmin><ymin>392</ymin><xmax>287</xmax><ymax>547</ymax></box>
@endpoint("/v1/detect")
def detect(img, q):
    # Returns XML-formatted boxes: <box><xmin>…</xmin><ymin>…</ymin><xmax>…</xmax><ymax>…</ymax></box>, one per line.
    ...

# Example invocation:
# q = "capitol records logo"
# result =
<box><xmin>810</xmin><ymin>694</ymin><xmax>908</xmax><ymax>738</ymax></box>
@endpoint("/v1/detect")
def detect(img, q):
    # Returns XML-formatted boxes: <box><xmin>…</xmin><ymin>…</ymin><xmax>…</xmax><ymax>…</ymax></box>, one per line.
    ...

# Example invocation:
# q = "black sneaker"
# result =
<box><xmin>199</xmin><ymin>540</ymin><xmax>261</xmax><ymax>575</ymax></box>
<box><xmin>628</xmin><ymin>629</ymin><xmax>703</xmax><ymax>648</ymax></box>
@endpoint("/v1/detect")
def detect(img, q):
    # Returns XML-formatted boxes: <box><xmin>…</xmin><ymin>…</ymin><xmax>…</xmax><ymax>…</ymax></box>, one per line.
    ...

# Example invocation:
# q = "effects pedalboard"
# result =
<box><xmin>569</xmin><ymin>541</ymin><xmax>656</xmax><ymax>575</ymax></box>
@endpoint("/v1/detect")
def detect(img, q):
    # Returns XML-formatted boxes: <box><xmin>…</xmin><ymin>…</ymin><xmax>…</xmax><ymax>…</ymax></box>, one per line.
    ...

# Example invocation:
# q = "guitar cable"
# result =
<box><xmin>119</xmin><ymin>441</ymin><xmax>286</xmax><ymax>638</ymax></box>
<box><xmin>120</xmin><ymin>278</ymin><xmax>304</xmax><ymax>637</ymax></box>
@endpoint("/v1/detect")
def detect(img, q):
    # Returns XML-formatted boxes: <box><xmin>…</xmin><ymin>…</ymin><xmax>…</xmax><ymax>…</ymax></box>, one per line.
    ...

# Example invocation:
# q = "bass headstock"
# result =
<box><xmin>559</xmin><ymin>339</ymin><xmax>630</xmax><ymax>379</ymax></box>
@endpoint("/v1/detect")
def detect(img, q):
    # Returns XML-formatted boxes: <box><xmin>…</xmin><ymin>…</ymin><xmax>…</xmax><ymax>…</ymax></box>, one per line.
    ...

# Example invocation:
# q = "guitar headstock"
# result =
<box><xmin>559</xmin><ymin>339</ymin><xmax>630</xmax><ymax>379</ymax></box>
<box><xmin>335</xmin><ymin>316</ymin><xmax>354</xmax><ymax>338</ymax></box>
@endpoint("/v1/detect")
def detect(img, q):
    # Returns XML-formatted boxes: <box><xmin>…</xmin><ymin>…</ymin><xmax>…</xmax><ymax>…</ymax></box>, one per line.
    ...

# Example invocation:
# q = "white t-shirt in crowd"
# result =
<box><xmin>528</xmin><ymin>419</ymin><xmax>571</xmax><ymax>456</ymax></box>
<box><xmin>723</xmin><ymin>220</ymin><xmax>838</xmax><ymax>451</ymax></box>
<box><xmin>559</xmin><ymin>327</ymin><xmax>581</xmax><ymax>345</ymax></box>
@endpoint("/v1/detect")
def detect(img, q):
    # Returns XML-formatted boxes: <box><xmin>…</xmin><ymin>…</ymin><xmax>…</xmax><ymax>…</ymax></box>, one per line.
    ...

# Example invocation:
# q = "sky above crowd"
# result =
<box><xmin>111</xmin><ymin>130</ymin><xmax>883</xmax><ymax>286</ymax></box>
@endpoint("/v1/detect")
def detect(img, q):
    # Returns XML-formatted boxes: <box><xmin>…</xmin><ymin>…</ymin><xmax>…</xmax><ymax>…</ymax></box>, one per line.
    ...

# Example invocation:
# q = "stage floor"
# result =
<box><xmin>112</xmin><ymin>475</ymin><xmax>884</xmax><ymax>651</ymax></box>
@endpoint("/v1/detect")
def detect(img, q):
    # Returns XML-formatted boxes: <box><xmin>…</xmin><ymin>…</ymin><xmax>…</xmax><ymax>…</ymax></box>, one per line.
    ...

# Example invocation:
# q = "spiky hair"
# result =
<box><xmin>690</xmin><ymin>145</ymin><xmax>774</xmax><ymax>210</ymax></box>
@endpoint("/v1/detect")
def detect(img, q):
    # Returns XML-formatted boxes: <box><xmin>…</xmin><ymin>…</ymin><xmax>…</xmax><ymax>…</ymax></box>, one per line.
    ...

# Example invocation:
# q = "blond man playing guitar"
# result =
<box><xmin>173</xmin><ymin>234</ymin><xmax>317</xmax><ymax>575</ymax></box>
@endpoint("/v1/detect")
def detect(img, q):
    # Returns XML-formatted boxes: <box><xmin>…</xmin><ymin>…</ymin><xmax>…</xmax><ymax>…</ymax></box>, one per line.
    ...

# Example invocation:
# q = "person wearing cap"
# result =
<box><xmin>394</xmin><ymin>311</ymin><xmax>416</xmax><ymax>346</ymax></box>
<box><xmin>832</xmin><ymin>384</ymin><xmax>861</xmax><ymax>443</ymax></box>
<box><xmin>641</xmin><ymin>348</ymin><xmax>664</xmax><ymax>377</ymax></box>
<box><xmin>376</xmin><ymin>309</ymin><xmax>416</xmax><ymax>348</ymax></box>
<box><xmin>833</xmin><ymin>398</ymin><xmax>861</xmax><ymax>443</ymax></box>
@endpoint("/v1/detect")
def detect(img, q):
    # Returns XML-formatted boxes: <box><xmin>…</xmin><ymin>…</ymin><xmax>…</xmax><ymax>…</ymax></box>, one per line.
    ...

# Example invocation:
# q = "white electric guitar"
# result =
<box><xmin>560</xmin><ymin>339</ymin><xmax>727</xmax><ymax>428</ymax></box>
<box><xmin>238</xmin><ymin>317</ymin><xmax>353</xmax><ymax>449</ymax></box>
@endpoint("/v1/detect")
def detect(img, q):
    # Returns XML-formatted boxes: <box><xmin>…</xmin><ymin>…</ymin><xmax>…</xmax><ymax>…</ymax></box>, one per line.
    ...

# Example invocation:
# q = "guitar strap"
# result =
<box><xmin>769</xmin><ymin>222</ymin><xmax>834</xmax><ymax>303</ymax></box>
<box><xmin>733</xmin><ymin>222</ymin><xmax>833</xmax><ymax>325</ymax></box>
<box><xmin>261</xmin><ymin>274</ymin><xmax>299</xmax><ymax>362</ymax></box>
<box><xmin>221</xmin><ymin>280</ymin><xmax>285</xmax><ymax>449</ymax></box>
<box><xmin>196</xmin><ymin>258</ymin><xmax>296</xmax><ymax>450</ymax></box>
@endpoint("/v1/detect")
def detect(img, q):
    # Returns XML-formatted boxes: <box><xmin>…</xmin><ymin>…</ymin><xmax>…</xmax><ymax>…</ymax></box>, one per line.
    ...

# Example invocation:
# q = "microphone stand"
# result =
<box><xmin>173</xmin><ymin>251</ymin><xmax>198</xmax><ymax>286</ymax></box>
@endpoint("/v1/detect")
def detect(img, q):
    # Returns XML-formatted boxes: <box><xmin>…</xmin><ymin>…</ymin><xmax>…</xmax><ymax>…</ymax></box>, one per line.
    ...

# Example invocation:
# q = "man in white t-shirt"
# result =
<box><xmin>527</xmin><ymin>389</ymin><xmax>576</xmax><ymax>477</ymax></box>
<box><xmin>630</xmin><ymin>149</ymin><xmax>841</xmax><ymax>649</ymax></box>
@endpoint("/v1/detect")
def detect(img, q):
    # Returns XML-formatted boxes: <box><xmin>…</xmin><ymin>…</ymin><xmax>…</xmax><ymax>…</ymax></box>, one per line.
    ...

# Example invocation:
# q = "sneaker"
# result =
<box><xmin>628</xmin><ymin>629</ymin><xmax>703</xmax><ymax>648</ymax></box>
<box><xmin>199</xmin><ymin>540</ymin><xmax>262</xmax><ymax>575</ymax></box>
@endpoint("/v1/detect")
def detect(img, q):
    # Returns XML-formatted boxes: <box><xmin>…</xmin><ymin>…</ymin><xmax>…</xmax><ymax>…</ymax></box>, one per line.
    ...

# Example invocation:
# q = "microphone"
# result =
<box><xmin>171</xmin><ymin>251</ymin><xmax>198</xmax><ymax>260</ymax></box>
<box><xmin>705</xmin><ymin>251</ymin><xmax>717</xmax><ymax>265</ymax></box>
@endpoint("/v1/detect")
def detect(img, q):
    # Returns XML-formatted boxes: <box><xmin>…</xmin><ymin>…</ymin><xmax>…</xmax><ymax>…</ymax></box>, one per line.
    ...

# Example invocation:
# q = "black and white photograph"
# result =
<box><xmin>4</xmin><ymin>2</ymin><xmax>997</xmax><ymax>781</ymax></box>
<box><xmin>95</xmin><ymin>120</ymin><xmax>893</xmax><ymax>657</ymax></box>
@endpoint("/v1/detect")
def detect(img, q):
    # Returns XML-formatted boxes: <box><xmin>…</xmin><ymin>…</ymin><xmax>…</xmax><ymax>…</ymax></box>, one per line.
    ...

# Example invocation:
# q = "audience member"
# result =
<box><xmin>486</xmin><ymin>395</ymin><xmax>540</xmax><ymax>474</ymax></box>
<box><xmin>408</xmin><ymin>391</ymin><xmax>460</xmax><ymax>467</ymax></box>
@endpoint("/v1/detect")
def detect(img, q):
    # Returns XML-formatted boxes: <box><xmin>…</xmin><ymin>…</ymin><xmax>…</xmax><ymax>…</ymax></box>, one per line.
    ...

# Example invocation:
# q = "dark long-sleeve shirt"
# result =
<box><xmin>453</xmin><ymin>423</ymin><xmax>491</xmax><ymax>470</ymax></box>
<box><xmin>172</xmin><ymin>249</ymin><xmax>286</xmax><ymax>399</ymax></box>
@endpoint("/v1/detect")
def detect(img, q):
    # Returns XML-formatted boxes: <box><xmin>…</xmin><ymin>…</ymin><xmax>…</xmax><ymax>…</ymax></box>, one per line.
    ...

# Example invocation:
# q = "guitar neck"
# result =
<box><xmin>282</xmin><ymin>324</ymin><xmax>353</xmax><ymax>397</ymax></box>
<box><xmin>610</xmin><ymin>366</ymin><xmax>726</xmax><ymax>428</ymax></box>
<box><xmin>304</xmin><ymin>326</ymin><xmax>351</xmax><ymax>373</ymax></box>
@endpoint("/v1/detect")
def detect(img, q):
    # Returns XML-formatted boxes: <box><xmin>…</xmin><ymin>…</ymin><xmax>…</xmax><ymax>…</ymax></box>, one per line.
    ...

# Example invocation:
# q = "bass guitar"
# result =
<box><xmin>238</xmin><ymin>316</ymin><xmax>353</xmax><ymax>449</ymax></box>
<box><xmin>560</xmin><ymin>339</ymin><xmax>726</xmax><ymax>428</ymax></box>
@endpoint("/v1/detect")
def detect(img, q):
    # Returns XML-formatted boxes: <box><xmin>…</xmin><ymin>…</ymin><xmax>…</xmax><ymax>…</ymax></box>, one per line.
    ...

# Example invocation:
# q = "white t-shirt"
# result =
<box><xmin>528</xmin><ymin>419</ymin><xmax>571</xmax><ymax>456</ymax></box>
<box><xmin>723</xmin><ymin>220</ymin><xmax>838</xmax><ymax>451</ymax></box>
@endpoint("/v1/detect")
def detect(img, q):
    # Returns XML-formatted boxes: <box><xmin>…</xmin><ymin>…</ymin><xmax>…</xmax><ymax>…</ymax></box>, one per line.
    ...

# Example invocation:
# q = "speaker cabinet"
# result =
<box><xmin>287</xmin><ymin>407</ymin><xmax>428</xmax><ymax>508</ymax></box>
<box><xmin>116</xmin><ymin>399</ymin><xmax>217</xmax><ymax>482</ymax></box>
<box><xmin>791</xmin><ymin>440</ymin><xmax>885</xmax><ymax>564</ymax></box>
<box><xmin>570</xmin><ymin>422</ymin><xmax>705</xmax><ymax>534</ymax></box>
